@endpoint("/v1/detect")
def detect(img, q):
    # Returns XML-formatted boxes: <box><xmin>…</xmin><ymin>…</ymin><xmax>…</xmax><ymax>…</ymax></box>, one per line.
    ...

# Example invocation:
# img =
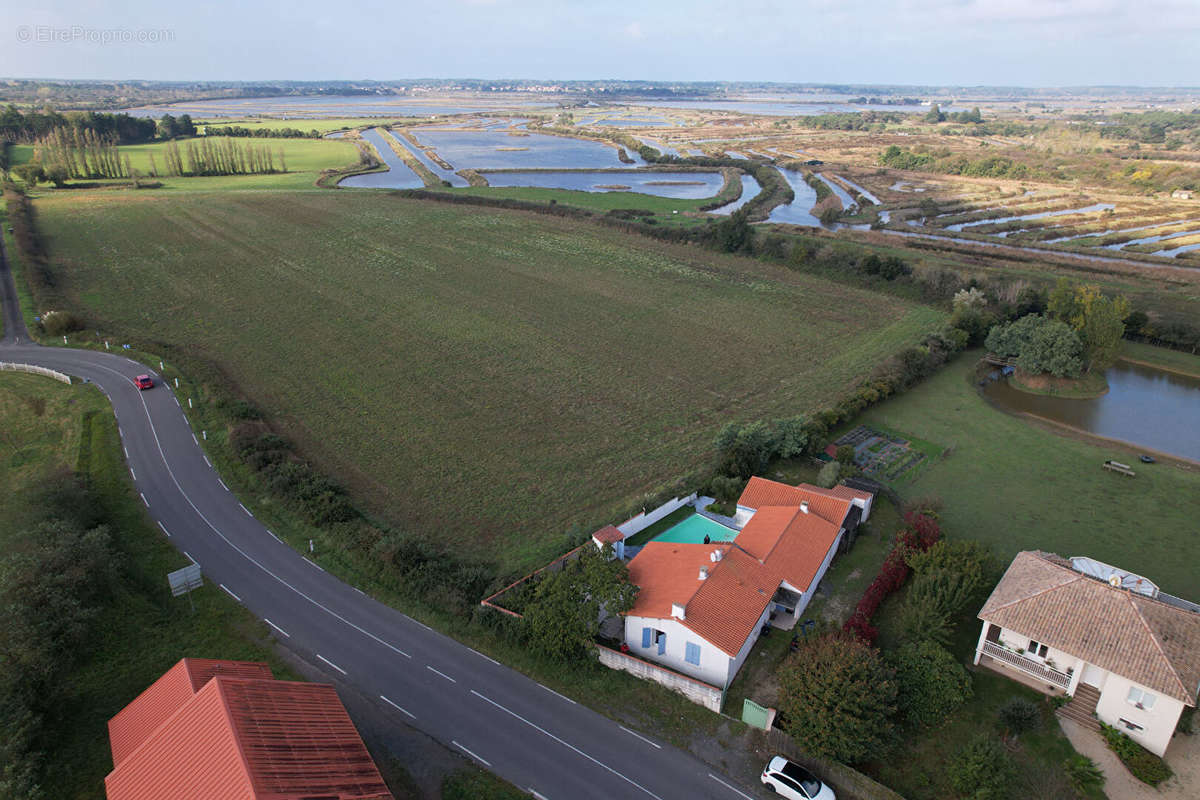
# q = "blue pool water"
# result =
<box><xmin>654</xmin><ymin>514</ymin><xmax>738</xmax><ymax>544</ymax></box>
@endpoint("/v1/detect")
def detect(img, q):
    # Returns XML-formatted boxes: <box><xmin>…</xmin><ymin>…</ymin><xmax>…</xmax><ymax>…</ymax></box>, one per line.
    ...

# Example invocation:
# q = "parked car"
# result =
<box><xmin>135</xmin><ymin>374</ymin><xmax>154</xmax><ymax>390</ymax></box>
<box><xmin>761</xmin><ymin>756</ymin><xmax>835</xmax><ymax>800</ymax></box>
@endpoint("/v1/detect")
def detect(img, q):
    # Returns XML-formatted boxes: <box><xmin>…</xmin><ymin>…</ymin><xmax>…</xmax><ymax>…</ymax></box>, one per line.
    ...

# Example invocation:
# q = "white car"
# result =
<box><xmin>761</xmin><ymin>756</ymin><xmax>836</xmax><ymax>800</ymax></box>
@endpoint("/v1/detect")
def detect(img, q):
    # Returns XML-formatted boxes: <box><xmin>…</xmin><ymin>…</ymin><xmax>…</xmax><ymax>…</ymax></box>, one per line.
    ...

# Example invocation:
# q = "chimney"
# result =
<box><xmin>800</xmin><ymin>501</ymin><xmax>809</xmax><ymax>514</ymax></box>
<box><xmin>671</xmin><ymin>602</ymin><xmax>686</xmax><ymax>620</ymax></box>
<box><xmin>699</xmin><ymin>567</ymin><xmax>709</xmax><ymax>581</ymax></box>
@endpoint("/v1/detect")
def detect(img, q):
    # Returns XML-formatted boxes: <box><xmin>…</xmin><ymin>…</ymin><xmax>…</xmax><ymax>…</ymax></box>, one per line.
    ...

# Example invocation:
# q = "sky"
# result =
<box><xmin>3</xmin><ymin>0</ymin><xmax>1199</xmax><ymax>87</ymax></box>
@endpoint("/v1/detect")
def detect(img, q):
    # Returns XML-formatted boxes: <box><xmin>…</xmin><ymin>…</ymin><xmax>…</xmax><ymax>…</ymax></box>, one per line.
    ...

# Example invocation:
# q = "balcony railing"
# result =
<box><xmin>981</xmin><ymin>641</ymin><xmax>1071</xmax><ymax>690</ymax></box>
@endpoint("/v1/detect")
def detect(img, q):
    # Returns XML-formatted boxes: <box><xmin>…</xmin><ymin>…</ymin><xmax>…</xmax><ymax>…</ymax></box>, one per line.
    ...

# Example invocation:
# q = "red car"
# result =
<box><xmin>135</xmin><ymin>374</ymin><xmax>154</xmax><ymax>390</ymax></box>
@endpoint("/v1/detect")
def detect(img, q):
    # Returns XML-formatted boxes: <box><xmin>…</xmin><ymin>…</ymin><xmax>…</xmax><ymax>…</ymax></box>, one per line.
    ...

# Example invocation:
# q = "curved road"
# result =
<box><xmin>0</xmin><ymin>240</ymin><xmax>760</xmax><ymax>800</ymax></box>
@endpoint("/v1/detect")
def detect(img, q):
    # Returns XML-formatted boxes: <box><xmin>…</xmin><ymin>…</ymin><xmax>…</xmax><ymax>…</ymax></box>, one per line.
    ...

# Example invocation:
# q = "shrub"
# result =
<box><xmin>816</xmin><ymin>460</ymin><xmax>840</xmax><ymax>488</ymax></box>
<box><xmin>776</xmin><ymin>633</ymin><xmax>897</xmax><ymax>763</ymax></box>
<box><xmin>948</xmin><ymin>735</ymin><xmax>1015</xmax><ymax>800</ymax></box>
<box><xmin>835</xmin><ymin>444</ymin><xmax>856</xmax><ymax>466</ymax></box>
<box><xmin>1064</xmin><ymin>754</ymin><xmax>1105</xmax><ymax>795</ymax></box>
<box><xmin>997</xmin><ymin>697</ymin><xmax>1041</xmax><ymax>737</ymax></box>
<box><xmin>899</xmin><ymin>601</ymin><xmax>953</xmax><ymax>645</ymax></box>
<box><xmin>887</xmin><ymin>639</ymin><xmax>973</xmax><ymax>727</ymax></box>
<box><xmin>843</xmin><ymin>512</ymin><xmax>941</xmax><ymax>644</ymax></box>
<box><xmin>1099</xmin><ymin>723</ymin><xmax>1173</xmax><ymax>786</ymax></box>
<box><xmin>39</xmin><ymin>310</ymin><xmax>83</xmax><ymax>336</ymax></box>
<box><xmin>904</xmin><ymin>539</ymin><xmax>991</xmax><ymax>623</ymax></box>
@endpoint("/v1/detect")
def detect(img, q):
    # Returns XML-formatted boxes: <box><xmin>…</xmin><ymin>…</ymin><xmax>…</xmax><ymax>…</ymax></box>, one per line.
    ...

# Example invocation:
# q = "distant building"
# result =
<box><xmin>975</xmin><ymin>552</ymin><xmax>1200</xmax><ymax>756</ymax></box>
<box><xmin>105</xmin><ymin>658</ymin><xmax>391</xmax><ymax>800</ymax></box>
<box><xmin>1172</xmin><ymin>189</ymin><xmax>1194</xmax><ymax>200</ymax></box>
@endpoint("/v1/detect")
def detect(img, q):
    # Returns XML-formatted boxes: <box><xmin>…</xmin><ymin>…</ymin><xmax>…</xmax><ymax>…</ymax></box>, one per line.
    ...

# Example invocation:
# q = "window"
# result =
<box><xmin>654</xmin><ymin>630</ymin><xmax>666</xmax><ymax>655</ymax></box>
<box><xmin>1126</xmin><ymin>686</ymin><xmax>1157</xmax><ymax>711</ymax></box>
<box><xmin>1120</xmin><ymin>718</ymin><xmax>1145</xmax><ymax>732</ymax></box>
<box><xmin>1027</xmin><ymin>640</ymin><xmax>1049</xmax><ymax>658</ymax></box>
<box><xmin>641</xmin><ymin>627</ymin><xmax>652</xmax><ymax>648</ymax></box>
<box><xmin>685</xmin><ymin>642</ymin><xmax>701</xmax><ymax>666</ymax></box>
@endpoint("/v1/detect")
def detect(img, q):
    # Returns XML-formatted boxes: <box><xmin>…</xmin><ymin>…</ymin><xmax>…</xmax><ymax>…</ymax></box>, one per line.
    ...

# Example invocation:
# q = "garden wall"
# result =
<box><xmin>765</xmin><ymin>728</ymin><xmax>907</xmax><ymax>800</ymax></box>
<box><xmin>596</xmin><ymin>644</ymin><xmax>723</xmax><ymax>712</ymax></box>
<box><xmin>616</xmin><ymin>493</ymin><xmax>697</xmax><ymax>537</ymax></box>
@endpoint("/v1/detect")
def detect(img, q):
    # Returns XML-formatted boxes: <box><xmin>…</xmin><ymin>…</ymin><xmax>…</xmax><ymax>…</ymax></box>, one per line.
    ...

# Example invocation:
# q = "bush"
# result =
<box><xmin>816</xmin><ymin>460</ymin><xmax>841</xmax><ymax>488</ymax></box>
<box><xmin>39</xmin><ymin>309</ymin><xmax>83</xmax><ymax>336</ymax></box>
<box><xmin>997</xmin><ymin>697</ymin><xmax>1041</xmax><ymax>736</ymax></box>
<box><xmin>948</xmin><ymin>735</ymin><xmax>1015</xmax><ymax>800</ymax></box>
<box><xmin>835</xmin><ymin>444</ymin><xmax>856</xmax><ymax>466</ymax></box>
<box><xmin>904</xmin><ymin>539</ymin><xmax>991</xmax><ymax>625</ymax></box>
<box><xmin>843</xmin><ymin>512</ymin><xmax>942</xmax><ymax>644</ymax></box>
<box><xmin>1064</xmin><ymin>754</ymin><xmax>1105</xmax><ymax>795</ymax></box>
<box><xmin>776</xmin><ymin>633</ymin><xmax>897</xmax><ymax>763</ymax></box>
<box><xmin>1099</xmin><ymin>723</ymin><xmax>1174</xmax><ymax>786</ymax></box>
<box><xmin>887</xmin><ymin>639</ymin><xmax>973</xmax><ymax>727</ymax></box>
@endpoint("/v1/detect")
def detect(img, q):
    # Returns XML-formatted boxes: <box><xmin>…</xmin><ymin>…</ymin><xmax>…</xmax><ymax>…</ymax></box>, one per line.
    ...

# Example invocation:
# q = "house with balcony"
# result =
<box><xmin>975</xmin><ymin>551</ymin><xmax>1200</xmax><ymax>756</ymax></box>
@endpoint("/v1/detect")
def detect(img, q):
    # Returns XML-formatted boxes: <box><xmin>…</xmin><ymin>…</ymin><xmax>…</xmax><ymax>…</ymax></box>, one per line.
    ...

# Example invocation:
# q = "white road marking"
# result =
<box><xmin>540</xmin><ymin>683</ymin><xmax>576</xmax><ymax>704</ymax></box>
<box><xmin>218</xmin><ymin>478</ymin><xmax>229</xmax><ymax>491</ymax></box>
<box><xmin>409</xmin><ymin>618</ymin><xmax>433</xmax><ymax>632</ymax></box>
<box><xmin>452</xmin><ymin>741</ymin><xmax>491</xmax><ymax>767</ymax></box>
<box><xmin>130</xmin><ymin>467</ymin><xmax>137</xmax><ymax>481</ymax></box>
<box><xmin>380</xmin><ymin>695</ymin><xmax>416</xmax><ymax>719</ymax></box>
<box><xmin>305</xmin><ymin>558</ymin><xmax>326</xmax><ymax>573</ymax></box>
<box><xmin>192</xmin><ymin>433</ymin><xmax>198</xmax><ymax>445</ymax></box>
<box><xmin>708</xmin><ymin>774</ymin><xmax>754</xmax><ymax>800</ymax></box>
<box><xmin>267</xmin><ymin>530</ymin><xmax>282</xmax><ymax>543</ymax></box>
<box><xmin>619</xmin><ymin>725</ymin><xmax>661</xmax><ymax>749</ymax></box>
<box><xmin>203</xmin><ymin>455</ymin><xmax>211</xmax><ymax>467</ymax></box>
<box><xmin>317</xmin><ymin>654</ymin><xmax>347</xmax><ymax>675</ymax></box>
<box><xmin>124</xmin><ymin>446</ymin><xmax>129</xmax><ymax>457</ymax></box>
<box><xmin>184</xmin><ymin>551</ymin><xmax>198</xmax><ymax>565</ymax></box>
<box><xmin>239</xmin><ymin>502</ymin><xmax>251</xmax><ymax>515</ymax></box>
<box><xmin>39</xmin><ymin>359</ymin><xmax>416</xmax><ymax>666</ymax></box>
<box><xmin>472</xmin><ymin>648</ymin><xmax>501</xmax><ymax>666</ymax></box>
<box><xmin>140</xmin><ymin>492</ymin><xmax>149</xmax><ymax>507</ymax></box>
<box><xmin>157</xmin><ymin>521</ymin><xmax>170</xmax><ymax>537</ymax></box>
<box><xmin>353</xmin><ymin>587</ymin><xmax>365</xmax><ymax>595</ymax></box>
<box><xmin>219</xmin><ymin>584</ymin><xmax>242</xmax><ymax>602</ymax></box>
<box><xmin>263</xmin><ymin>618</ymin><xmax>290</xmax><ymax>637</ymax></box>
<box><xmin>470</xmin><ymin>690</ymin><xmax>664</xmax><ymax>800</ymax></box>
<box><xmin>426</xmin><ymin>666</ymin><xmax>456</xmax><ymax>683</ymax></box>
<box><xmin>529</xmin><ymin>791</ymin><xmax>549</xmax><ymax>800</ymax></box>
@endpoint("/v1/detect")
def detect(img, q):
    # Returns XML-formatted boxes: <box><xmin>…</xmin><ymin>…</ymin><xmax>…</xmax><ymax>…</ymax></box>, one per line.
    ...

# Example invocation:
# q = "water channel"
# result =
<box><xmin>338</xmin><ymin>128</ymin><xmax>424</xmax><ymax>189</ymax></box>
<box><xmin>981</xmin><ymin>360</ymin><xmax>1200</xmax><ymax>462</ymax></box>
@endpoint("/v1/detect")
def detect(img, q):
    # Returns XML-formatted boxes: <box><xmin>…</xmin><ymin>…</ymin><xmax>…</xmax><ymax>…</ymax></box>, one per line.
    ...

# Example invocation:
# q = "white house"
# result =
<box><xmin>622</xmin><ymin>477</ymin><xmax>872</xmax><ymax>687</ymax></box>
<box><xmin>975</xmin><ymin>551</ymin><xmax>1200</xmax><ymax>757</ymax></box>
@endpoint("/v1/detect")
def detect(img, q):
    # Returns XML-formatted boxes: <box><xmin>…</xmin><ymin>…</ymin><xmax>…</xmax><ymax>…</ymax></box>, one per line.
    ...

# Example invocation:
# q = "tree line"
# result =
<box><xmin>0</xmin><ymin>105</ymin><xmax>157</xmax><ymax>144</ymax></box>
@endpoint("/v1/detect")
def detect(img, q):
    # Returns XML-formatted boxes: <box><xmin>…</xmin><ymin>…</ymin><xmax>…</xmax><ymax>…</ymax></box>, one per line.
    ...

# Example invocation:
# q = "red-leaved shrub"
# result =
<box><xmin>843</xmin><ymin>512</ymin><xmax>941</xmax><ymax>643</ymax></box>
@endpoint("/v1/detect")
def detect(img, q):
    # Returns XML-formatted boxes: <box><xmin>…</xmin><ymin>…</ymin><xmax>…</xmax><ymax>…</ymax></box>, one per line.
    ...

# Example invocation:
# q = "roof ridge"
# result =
<box><xmin>211</xmin><ymin>678</ymin><xmax>257</xmax><ymax>796</ymax></box>
<box><xmin>759</xmin><ymin>508</ymin><xmax>802</xmax><ymax>564</ymax></box>
<box><xmin>1127</xmin><ymin>593</ymin><xmax>1192</xmax><ymax>701</ymax></box>
<box><xmin>982</xmin><ymin>562</ymin><xmax>1083</xmax><ymax>616</ymax></box>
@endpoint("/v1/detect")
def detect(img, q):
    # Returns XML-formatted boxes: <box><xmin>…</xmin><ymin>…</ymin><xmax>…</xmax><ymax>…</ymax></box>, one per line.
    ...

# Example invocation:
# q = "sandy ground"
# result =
<box><xmin>1058</xmin><ymin>718</ymin><xmax>1199</xmax><ymax>800</ymax></box>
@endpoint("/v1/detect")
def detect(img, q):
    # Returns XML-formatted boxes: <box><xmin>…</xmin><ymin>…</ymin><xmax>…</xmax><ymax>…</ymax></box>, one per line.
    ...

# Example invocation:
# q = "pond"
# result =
<box><xmin>482</xmin><ymin>170</ymin><xmax>725</xmax><ymax>198</ymax></box>
<box><xmin>121</xmin><ymin>95</ymin><xmax>556</xmax><ymax>118</ymax></box>
<box><xmin>339</xmin><ymin>128</ymin><xmax>424</xmax><ymax>189</ymax></box>
<box><xmin>411</xmin><ymin>128</ymin><xmax>641</xmax><ymax>169</ymax></box>
<box><xmin>946</xmin><ymin>203</ymin><xmax>1115</xmax><ymax>232</ymax></box>
<box><xmin>642</xmin><ymin>98</ymin><xmax>962</xmax><ymax>116</ymax></box>
<box><xmin>981</xmin><ymin>360</ymin><xmax>1200</xmax><ymax>462</ymax></box>
<box><xmin>765</xmin><ymin>168</ymin><xmax>822</xmax><ymax>227</ymax></box>
<box><xmin>710</xmin><ymin>174</ymin><xmax>762</xmax><ymax>216</ymax></box>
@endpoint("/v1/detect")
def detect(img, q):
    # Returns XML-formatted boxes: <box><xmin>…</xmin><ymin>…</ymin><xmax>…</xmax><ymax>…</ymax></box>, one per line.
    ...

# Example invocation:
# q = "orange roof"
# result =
<box><xmin>105</xmin><ymin>661</ymin><xmax>390</xmax><ymax>800</ymax></box>
<box><xmin>627</xmin><ymin>542</ymin><xmax>719</xmax><ymax>619</ymax></box>
<box><xmin>801</xmin><ymin>482</ymin><xmax>874</xmax><ymax>504</ymax></box>
<box><xmin>109</xmin><ymin>659</ymin><xmax>274</xmax><ymax>766</ymax></box>
<box><xmin>627</xmin><ymin>478</ymin><xmax>858</xmax><ymax>657</ymax></box>
<box><xmin>592</xmin><ymin>525</ymin><xmax>624</xmax><ymax>544</ymax></box>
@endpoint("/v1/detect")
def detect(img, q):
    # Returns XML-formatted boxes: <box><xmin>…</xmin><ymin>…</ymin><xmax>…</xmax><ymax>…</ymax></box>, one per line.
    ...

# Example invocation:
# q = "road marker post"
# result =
<box><xmin>202</xmin><ymin>430</ymin><xmax>207</xmax><ymax>440</ymax></box>
<box><xmin>105</xmin><ymin>341</ymin><xmax>109</xmax><ymax>350</ymax></box>
<box><xmin>188</xmin><ymin>398</ymin><xmax>193</xmax><ymax>408</ymax></box>
<box><xmin>174</xmin><ymin>377</ymin><xmax>179</xmax><ymax>388</ymax></box>
<box><xmin>63</xmin><ymin>336</ymin><xmax>67</xmax><ymax>344</ymax></box>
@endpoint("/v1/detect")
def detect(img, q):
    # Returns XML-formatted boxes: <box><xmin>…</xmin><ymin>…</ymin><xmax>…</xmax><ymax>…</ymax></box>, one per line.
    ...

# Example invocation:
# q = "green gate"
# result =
<box><xmin>741</xmin><ymin>698</ymin><xmax>771</xmax><ymax>730</ymax></box>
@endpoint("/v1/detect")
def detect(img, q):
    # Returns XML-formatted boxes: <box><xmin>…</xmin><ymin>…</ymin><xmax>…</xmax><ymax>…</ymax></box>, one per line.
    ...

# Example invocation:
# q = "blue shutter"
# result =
<box><xmin>641</xmin><ymin>627</ymin><xmax>652</xmax><ymax>648</ymax></box>
<box><xmin>658</xmin><ymin>633</ymin><xmax>667</xmax><ymax>655</ymax></box>
<box><xmin>685</xmin><ymin>642</ymin><xmax>701</xmax><ymax>666</ymax></box>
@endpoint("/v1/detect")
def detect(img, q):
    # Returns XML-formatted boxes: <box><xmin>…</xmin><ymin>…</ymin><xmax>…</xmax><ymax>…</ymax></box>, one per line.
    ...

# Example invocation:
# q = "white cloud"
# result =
<box><xmin>624</xmin><ymin>21</ymin><xmax>645</xmax><ymax>39</ymax></box>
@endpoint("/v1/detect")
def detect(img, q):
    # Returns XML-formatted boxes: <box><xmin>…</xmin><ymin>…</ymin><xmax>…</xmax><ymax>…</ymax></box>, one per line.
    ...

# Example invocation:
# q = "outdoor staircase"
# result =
<box><xmin>1056</xmin><ymin>684</ymin><xmax>1101</xmax><ymax>732</ymax></box>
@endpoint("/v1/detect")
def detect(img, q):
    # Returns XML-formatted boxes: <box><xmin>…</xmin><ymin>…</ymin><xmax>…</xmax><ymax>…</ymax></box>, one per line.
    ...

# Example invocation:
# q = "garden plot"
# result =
<box><xmin>833</xmin><ymin>425</ymin><xmax>941</xmax><ymax>483</ymax></box>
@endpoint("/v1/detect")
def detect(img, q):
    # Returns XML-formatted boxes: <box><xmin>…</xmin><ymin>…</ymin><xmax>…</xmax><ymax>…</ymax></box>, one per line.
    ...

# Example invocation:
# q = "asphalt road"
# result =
<box><xmin>0</xmin><ymin>241</ymin><xmax>762</xmax><ymax>800</ymax></box>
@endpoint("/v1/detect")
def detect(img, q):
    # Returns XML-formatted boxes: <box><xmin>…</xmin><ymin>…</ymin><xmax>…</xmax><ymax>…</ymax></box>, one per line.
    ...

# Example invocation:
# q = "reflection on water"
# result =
<box><xmin>711</xmin><ymin>174</ymin><xmax>761</xmax><ymax>215</ymax></box>
<box><xmin>339</xmin><ymin>128</ymin><xmax>424</xmax><ymax>189</ymax></box>
<box><xmin>412</xmin><ymin>129</ymin><xmax>640</xmax><ymax>169</ymax></box>
<box><xmin>484</xmin><ymin>170</ymin><xmax>724</xmax><ymax>198</ymax></box>
<box><xmin>981</xmin><ymin>360</ymin><xmax>1200</xmax><ymax>461</ymax></box>
<box><xmin>766</xmin><ymin>168</ymin><xmax>822</xmax><ymax>226</ymax></box>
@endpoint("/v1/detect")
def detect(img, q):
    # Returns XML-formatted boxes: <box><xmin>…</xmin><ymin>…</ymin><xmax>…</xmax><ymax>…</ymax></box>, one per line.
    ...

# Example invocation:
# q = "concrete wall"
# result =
<box><xmin>617</xmin><ymin>494</ymin><xmax>698</xmax><ymax>538</ymax></box>
<box><xmin>623</xmin><ymin>614</ymin><xmax>733</xmax><ymax>687</ymax></box>
<box><xmin>0</xmin><ymin>362</ymin><xmax>72</xmax><ymax>384</ymax></box>
<box><xmin>1095</xmin><ymin>672</ymin><xmax>1185</xmax><ymax>757</ymax></box>
<box><xmin>596</xmin><ymin>645</ymin><xmax>723</xmax><ymax>713</ymax></box>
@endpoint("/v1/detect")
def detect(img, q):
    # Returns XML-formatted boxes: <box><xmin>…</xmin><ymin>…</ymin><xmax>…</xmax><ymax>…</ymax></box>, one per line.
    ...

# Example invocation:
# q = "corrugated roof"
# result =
<box><xmin>980</xmin><ymin>551</ymin><xmax>1200</xmax><ymax>704</ymax></box>
<box><xmin>108</xmin><ymin>659</ymin><xmax>273</xmax><ymax>767</ymax></box>
<box><xmin>105</xmin><ymin>662</ymin><xmax>391</xmax><ymax>800</ymax></box>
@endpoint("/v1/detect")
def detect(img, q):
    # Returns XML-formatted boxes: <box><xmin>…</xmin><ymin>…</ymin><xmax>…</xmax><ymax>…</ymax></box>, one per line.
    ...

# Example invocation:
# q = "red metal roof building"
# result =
<box><xmin>105</xmin><ymin>658</ymin><xmax>391</xmax><ymax>800</ymax></box>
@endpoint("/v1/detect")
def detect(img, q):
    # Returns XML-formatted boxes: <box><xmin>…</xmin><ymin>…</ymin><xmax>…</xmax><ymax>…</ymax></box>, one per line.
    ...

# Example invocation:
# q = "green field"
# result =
<box><xmin>12</xmin><ymin>137</ymin><xmax>361</xmax><ymax>191</ymax></box>
<box><xmin>0</xmin><ymin>373</ymin><xmax>297</xmax><ymax>800</ymax></box>
<box><xmin>859</xmin><ymin>350</ymin><xmax>1200</xmax><ymax>596</ymax></box>
<box><xmin>31</xmin><ymin>190</ymin><xmax>944</xmax><ymax>573</ymax></box>
<box><xmin>437</xmin><ymin>182</ymin><xmax>736</xmax><ymax>221</ymax></box>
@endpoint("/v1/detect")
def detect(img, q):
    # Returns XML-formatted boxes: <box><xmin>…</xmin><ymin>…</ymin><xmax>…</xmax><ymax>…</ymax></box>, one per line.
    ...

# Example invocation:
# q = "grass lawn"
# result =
<box><xmin>1121</xmin><ymin>339</ymin><xmax>1200</xmax><ymax>379</ymax></box>
<box><xmin>439</xmin><ymin>183</ymin><xmax>732</xmax><ymax>222</ymax></box>
<box><xmin>30</xmin><ymin>189</ymin><xmax>944</xmax><ymax>574</ymax></box>
<box><xmin>0</xmin><ymin>373</ymin><xmax>299</xmax><ymax>800</ymax></box>
<box><xmin>857</xmin><ymin>350</ymin><xmax>1200</xmax><ymax>596</ymax></box>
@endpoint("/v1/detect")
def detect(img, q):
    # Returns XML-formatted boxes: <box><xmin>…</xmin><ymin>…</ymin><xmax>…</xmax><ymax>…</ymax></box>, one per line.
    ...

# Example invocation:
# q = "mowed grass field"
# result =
<box><xmin>858</xmin><ymin>351</ymin><xmax>1200</xmax><ymax>596</ymax></box>
<box><xmin>33</xmin><ymin>190</ymin><xmax>943</xmax><ymax>572</ymax></box>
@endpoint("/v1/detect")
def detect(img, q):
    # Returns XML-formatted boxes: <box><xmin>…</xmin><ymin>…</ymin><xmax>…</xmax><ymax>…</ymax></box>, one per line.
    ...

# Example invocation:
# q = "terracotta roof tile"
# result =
<box><xmin>592</xmin><ymin>525</ymin><xmax>624</xmax><ymax>544</ymax></box>
<box><xmin>980</xmin><ymin>551</ymin><xmax>1200</xmax><ymax>704</ymax></box>
<box><xmin>627</xmin><ymin>542</ymin><xmax>716</xmax><ymax>619</ymax></box>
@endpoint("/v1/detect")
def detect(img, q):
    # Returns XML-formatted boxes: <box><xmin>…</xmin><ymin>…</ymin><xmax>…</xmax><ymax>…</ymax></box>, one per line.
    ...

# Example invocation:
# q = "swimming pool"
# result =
<box><xmin>653</xmin><ymin>514</ymin><xmax>739</xmax><ymax>544</ymax></box>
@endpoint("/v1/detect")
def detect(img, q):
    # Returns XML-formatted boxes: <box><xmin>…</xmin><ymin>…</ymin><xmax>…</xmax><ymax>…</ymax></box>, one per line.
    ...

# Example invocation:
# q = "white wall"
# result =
<box><xmin>1095</xmin><ymin>673</ymin><xmax>1185</xmax><ymax>757</ymax></box>
<box><xmin>852</xmin><ymin>495</ymin><xmax>872</xmax><ymax>523</ymax></box>
<box><xmin>624</xmin><ymin>614</ymin><xmax>734</xmax><ymax>688</ymax></box>
<box><xmin>596</xmin><ymin>645</ymin><xmax>723</xmax><ymax>712</ymax></box>
<box><xmin>617</xmin><ymin>494</ymin><xmax>698</xmax><ymax>538</ymax></box>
